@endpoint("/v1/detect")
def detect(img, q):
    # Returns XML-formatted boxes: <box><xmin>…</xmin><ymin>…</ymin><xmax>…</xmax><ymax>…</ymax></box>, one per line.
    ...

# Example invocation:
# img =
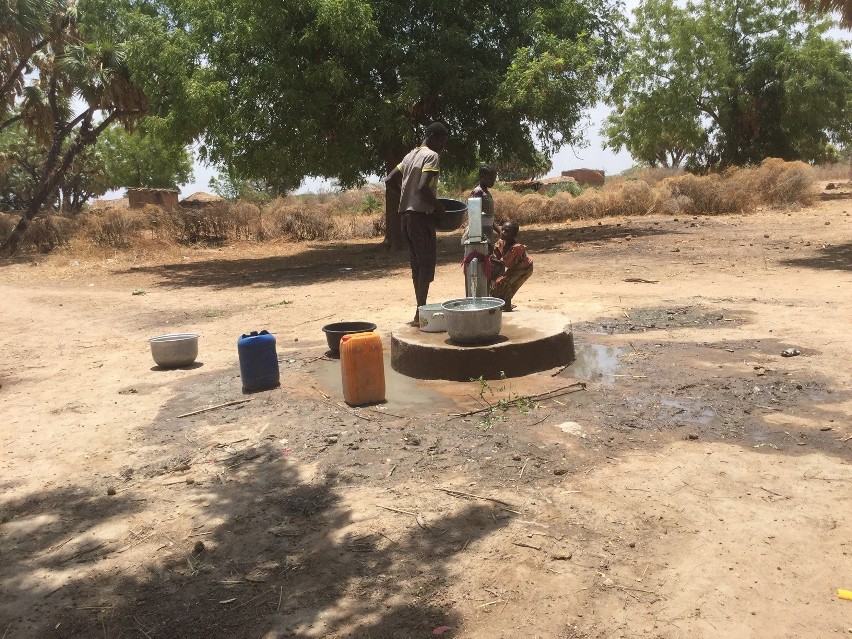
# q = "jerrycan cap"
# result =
<box><xmin>240</xmin><ymin>329</ymin><xmax>271</xmax><ymax>339</ymax></box>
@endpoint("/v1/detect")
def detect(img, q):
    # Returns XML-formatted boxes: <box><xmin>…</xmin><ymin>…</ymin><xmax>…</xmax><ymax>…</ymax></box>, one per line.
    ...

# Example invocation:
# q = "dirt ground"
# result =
<box><xmin>1</xmin><ymin>189</ymin><xmax>851</xmax><ymax>639</ymax></box>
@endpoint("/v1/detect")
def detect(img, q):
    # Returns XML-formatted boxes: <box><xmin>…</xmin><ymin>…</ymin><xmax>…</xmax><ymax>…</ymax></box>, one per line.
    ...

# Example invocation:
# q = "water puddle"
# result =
<box><xmin>563</xmin><ymin>341</ymin><xmax>625</xmax><ymax>381</ymax></box>
<box><xmin>309</xmin><ymin>353</ymin><xmax>459</xmax><ymax>411</ymax></box>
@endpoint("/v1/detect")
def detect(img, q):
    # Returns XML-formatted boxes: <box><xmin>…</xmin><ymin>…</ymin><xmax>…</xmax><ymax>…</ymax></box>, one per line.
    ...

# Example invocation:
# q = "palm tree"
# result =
<box><xmin>1</xmin><ymin>0</ymin><xmax>150</xmax><ymax>255</ymax></box>
<box><xmin>799</xmin><ymin>0</ymin><xmax>852</xmax><ymax>25</ymax></box>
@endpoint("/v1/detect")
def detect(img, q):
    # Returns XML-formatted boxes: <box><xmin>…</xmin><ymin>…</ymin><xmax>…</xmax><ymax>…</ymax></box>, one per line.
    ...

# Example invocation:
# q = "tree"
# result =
<box><xmin>1</xmin><ymin>121</ymin><xmax>109</xmax><ymax>213</ymax></box>
<box><xmin>604</xmin><ymin>0</ymin><xmax>852</xmax><ymax>171</ymax></box>
<box><xmin>0</xmin><ymin>0</ymin><xmax>197</xmax><ymax>255</ymax></box>
<box><xmin>98</xmin><ymin>124</ymin><xmax>193</xmax><ymax>190</ymax></box>
<box><xmin>171</xmin><ymin>0</ymin><xmax>624</xmax><ymax>247</ymax></box>
<box><xmin>799</xmin><ymin>0</ymin><xmax>852</xmax><ymax>25</ymax></box>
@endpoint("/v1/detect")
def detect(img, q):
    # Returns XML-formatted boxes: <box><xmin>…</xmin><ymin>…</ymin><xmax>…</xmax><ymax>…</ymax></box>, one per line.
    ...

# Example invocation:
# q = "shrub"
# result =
<box><xmin>545</xmin><ymin>181</ymin><xmax>583</xmax><ymax>197</ymax></box>
<box><xmin>85</xmin><ymin>209</ymin><xmax>146</xmax><ymax>248</ymax></box>
<box><xmin>269</xmin><ymin>206</ymin><xmax>336</xmax><ymax>241</ymax></box>
<box><xmin>24</xmin><ymin>214</ymin><xmax>77</xmax><ymax>252</ymax></box>
<box><xmin>748</xmin><ymin>158</ymin><xmax>814</xmax><ymax>206</ymax></box>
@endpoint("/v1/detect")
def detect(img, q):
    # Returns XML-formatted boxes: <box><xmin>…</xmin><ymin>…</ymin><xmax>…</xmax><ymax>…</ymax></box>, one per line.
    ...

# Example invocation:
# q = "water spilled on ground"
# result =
<box><xmin>310</xmin><ymin>352</ymin><xmax>462</xmax><ymax>411</ymax></box>
<box><xmin>561</xmin><ymin>340</ymin><xmax>625</xmax><ymax>381</ymax></box>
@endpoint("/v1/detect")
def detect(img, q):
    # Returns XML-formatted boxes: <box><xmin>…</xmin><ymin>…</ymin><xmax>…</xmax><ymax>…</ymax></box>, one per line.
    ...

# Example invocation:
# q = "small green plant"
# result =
<box><xmin>203</xmin><ymin>309</ymin><xmax>225</xmax><ymax>318</ymax></box>
<box><xmin>469</xmin><ymin>371</ymin><xmax>539</xmax><ymax>430</ymax></box>
<box><xmin>264</xmin><ymin>299</ymin><xmax>293</xmax><ymax>308</ymax></box>
<box><xmin>187</xmin><ymin>554</ymin><xmax>213</xmax><ymax>576</ymax></box>
<box><xmin>360</xmin><ymin>194</ymin><xmax>383</xmax><ymax>213</ymax></box>
<box><xmin>546</xmin><ymin>181</ymin><xmax>584</xmax><ymax>197</ymax></box>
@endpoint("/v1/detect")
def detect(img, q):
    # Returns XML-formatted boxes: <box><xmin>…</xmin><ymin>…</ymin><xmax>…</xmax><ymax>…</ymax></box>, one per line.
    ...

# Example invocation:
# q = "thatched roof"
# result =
<box><xmin>181</xmin><ymin>191</ymin><xmax>223</xmax><ymax>203</ymax></box>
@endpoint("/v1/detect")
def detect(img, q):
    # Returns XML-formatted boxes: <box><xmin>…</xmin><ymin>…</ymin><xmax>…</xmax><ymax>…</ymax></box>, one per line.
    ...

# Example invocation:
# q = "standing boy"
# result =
<box><xmin>462</xmin><ymin>165</ymin><xmax>501</xmax><ymax>245</ymax></box>
<box><xmin>385</xmin><ymin>122</ymin><xmax>449</xmax><ymax>323</ymax></box>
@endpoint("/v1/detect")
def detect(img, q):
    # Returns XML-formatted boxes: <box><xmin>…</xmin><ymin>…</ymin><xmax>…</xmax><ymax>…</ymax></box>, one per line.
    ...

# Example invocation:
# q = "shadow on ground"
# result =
<box><xmin>116</xmin><ymin>222</ymin><xmax>679</xmax><ymax>291</ymax></box>
<box><xmin>780</xmin><ymin>241</ymin><xmax>852</xmax><ymax>272</ymax></box>
<box><xmin>0</xmin><ymin>405</ymin><xmax>509</xmax><ymax>638</ymax></box>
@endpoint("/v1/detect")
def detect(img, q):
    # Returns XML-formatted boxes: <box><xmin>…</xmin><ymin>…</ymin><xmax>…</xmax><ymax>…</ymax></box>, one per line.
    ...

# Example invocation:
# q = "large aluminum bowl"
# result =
<box><xmin>148</xmin><ymin>333</ymin><xmax>199</xmax><ymax>368</ymax></box>
<box><xmin>441</xmin><ymin>297</ymin><xmax>503</xmax><ymax>344</ymax></box>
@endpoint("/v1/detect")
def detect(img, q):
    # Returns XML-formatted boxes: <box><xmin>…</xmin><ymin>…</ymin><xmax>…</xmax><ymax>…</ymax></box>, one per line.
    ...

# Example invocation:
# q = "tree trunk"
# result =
<box><xmin>383</xmin><ymin>183</ymin><xmax>403</xmax><ymax>250</ymax></box>
<box><xmin>1</xmin><ymin>111</ymin><xmax>122</xmax><ymax>256</ymax></box>
<box><xmin>382</xmin><ymin>147</ymin><xmax>407</xmax><ymax>250</ymax></box>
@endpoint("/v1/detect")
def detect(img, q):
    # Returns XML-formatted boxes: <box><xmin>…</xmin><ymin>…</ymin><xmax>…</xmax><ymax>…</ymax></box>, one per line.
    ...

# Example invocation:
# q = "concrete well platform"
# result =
<box><xmin>390</xmin><ymin>311</ymin><xmax>574</xmax><ymax>381</ymax></box>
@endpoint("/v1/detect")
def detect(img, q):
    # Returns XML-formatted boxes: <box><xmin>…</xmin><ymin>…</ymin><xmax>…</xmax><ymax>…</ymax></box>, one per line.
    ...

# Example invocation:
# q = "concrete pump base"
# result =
<box><xmin>390</xmin><ymin>312</ymin><xmax>574</xmax><ymax>381</ymax></box>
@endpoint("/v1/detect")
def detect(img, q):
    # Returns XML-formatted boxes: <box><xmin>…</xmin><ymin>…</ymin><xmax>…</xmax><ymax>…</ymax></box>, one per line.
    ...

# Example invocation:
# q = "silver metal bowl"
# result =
<box><xmin>440</xmin><ymin>297</ymin><xmax>503</xmax><ymax>344</ymax></box>
<box><xmin>148</xmin><ymin>333</ymin><xmax>199</xmax><ymax>368</ymax></box>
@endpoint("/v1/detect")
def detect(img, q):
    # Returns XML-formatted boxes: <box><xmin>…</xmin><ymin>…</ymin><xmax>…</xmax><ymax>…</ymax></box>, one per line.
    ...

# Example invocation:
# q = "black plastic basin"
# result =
<box><xmin>322</xmin><ymin>321</ymin><xmax>377</xmax><ymax>355</ymax></box>
<box><xmin>436</xmin><ymin>198</ymin><xmax>467</xmax><ymax>232</ymax></box>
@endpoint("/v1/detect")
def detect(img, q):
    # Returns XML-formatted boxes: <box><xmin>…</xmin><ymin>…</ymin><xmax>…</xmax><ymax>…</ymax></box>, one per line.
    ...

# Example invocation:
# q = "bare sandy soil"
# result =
<box><xmin>1</xmin><ymin>191</ymin><xmax>851</xmax><ymax>639</ymax></box>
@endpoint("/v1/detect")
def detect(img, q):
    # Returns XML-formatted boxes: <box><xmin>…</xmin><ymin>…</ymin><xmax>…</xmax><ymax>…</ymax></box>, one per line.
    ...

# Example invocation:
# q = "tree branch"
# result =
<box><xmin>0</xmin><ymin>37</ymin><xmax>51</xmax><ymax>103</ymax></box>
<box><xmin>0</xmin><ymin>112</ymin><xmax>24</xmax><ymax>136</ymax></box>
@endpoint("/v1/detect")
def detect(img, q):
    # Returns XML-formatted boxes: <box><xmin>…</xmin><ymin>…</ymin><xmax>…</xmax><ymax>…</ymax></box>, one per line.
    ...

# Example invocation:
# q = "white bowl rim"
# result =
<box><xmin>147</xmin><ymin>333</ymin><xmax>200</xmax><ymax>343</ymax></box>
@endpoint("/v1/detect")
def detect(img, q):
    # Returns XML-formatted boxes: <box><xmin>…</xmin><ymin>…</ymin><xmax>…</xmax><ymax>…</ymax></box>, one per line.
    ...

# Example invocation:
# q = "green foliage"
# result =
<box><xmin>0</xmin><ymin>121</ymin><xmax>109</xmax><ymax>212</ymax></box>
<box><xmin>604</xmin><ymin>0</ymin><xmax>852</xmax><ymax>171</ymax></box>
<box><xmin>98</xmin><ymin>124</ymin><xmax>193</xmax><ymax>190</ymax></box>
<box><xmin>169</xmin><ymin>0</ymin><xmax>624</xmax><ymax>186</ymax></box>
<box><xmin>208</xmin><ymin>169</ymin><xmax>275</xmax><ymax>204</ymax></box>
<box><xmin>1</xmin><ymin>0</ymin><xmax>197</xmax><ymax>253</ymax></box>
<box><xmin>360</xmin><ymin>193</ymin><xmax>382</xmax><ymax>213</ymax></box>
<box><xmin>546</xmin><ymin>181</ymin><xmax>584</xmax><ymax>197</ymax></box>
<box><xmin>470</xmin><ymin>372</ymin><xmax>539</xmax><ymax>430</ymax></box>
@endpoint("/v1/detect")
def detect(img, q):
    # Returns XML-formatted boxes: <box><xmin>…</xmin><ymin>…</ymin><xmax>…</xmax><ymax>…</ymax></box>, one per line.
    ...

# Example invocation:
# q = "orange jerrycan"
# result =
<box><xmin>340</xmin><ymin>332</ymin><xmax>386</xmax><ymax>406</ymax></box>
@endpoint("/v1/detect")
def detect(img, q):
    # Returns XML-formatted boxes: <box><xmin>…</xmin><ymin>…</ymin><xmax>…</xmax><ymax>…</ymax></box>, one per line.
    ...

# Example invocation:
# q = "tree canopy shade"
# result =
<box><xmin>0</xmin><ymin>0</ymin><xmax>197</xmax><ymax>255</ymax></box>
<box><xmin>170</xmin><ymin>0</ymin><xmax>624</xmax><ymax>245</ymax></box>
<box><xmin>603</xmin><ymin>0</ymin><xmax>852</xmax><ymax>171</ymax></box>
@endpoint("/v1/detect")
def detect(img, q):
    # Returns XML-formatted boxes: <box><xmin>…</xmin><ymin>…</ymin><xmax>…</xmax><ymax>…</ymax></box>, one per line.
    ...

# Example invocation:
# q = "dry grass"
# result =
<box><xmin>0</xmin><ymin>161</ymin><xmax>820</xmax><ymax>256</ymax></box>
<box><xmin>0</xmin><ymin>212</ymin><xmax>78</xmax><ymax>253</ymax></box>
<box><xmin>494</xmin><ymin>158</ymin><xmax>815</xmax><ymax>224</ymax></box>
<box><xmin>811</xmin><ymin>162</ymin><xmax>851</xmax><ymax>182</ymax></box>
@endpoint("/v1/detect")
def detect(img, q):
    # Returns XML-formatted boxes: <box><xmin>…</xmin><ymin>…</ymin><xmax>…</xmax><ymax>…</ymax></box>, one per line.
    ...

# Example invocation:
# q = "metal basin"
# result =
<box><xmin>148</xmin><ymin>333</ymin><xmax>199</xmax><ymax>368</ymax></box>
<box><xmin>441</xmin><ymin>297</ymin><xmax>503</xmax><ymax>344</ymax></box>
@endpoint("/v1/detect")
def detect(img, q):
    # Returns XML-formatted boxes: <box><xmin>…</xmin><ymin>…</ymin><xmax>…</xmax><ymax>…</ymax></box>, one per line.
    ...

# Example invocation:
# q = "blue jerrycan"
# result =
<box><xmin>237</xmin><ymin>330</ymin><xmax>280</xmax><ymax>393</ymax></box>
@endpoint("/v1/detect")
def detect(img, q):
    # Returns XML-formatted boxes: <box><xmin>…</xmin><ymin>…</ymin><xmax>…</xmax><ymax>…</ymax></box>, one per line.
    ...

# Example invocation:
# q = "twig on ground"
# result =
<box><xmin>134</xmin><ymin>618</ymin><xmax>153</xmax><ymax>639</ymax></box>
<box><xmin>527</xmin><ymin>413</ymin><xmax>551</xmax><ymax>428</ymax></box>
<box><xmin>234</xmin><ymin>589</ymin><xmax>271</xmax><ymax>610</ymax></box>
<box><xmin>366</xmin><ymin>408</ymin><xmax>406</xmax><ymax>419</ymax></box>
<box><xmin>518</xmin><ymin>460</ymin><xmax>528</xmax><ymax>479</ymax></box>
<box><xmin>177</xmin><ymin>399</ymin><xmax>252</xmax><ymax>419</ymax></box>
<box><xmin>378</xmin><ymin>531</ymin><xmax>398</xmax><ymax>545</ymax></box>
<box><xmin>449</xmin><ymin>383</ymin><xmax>586</xmax><ymax>418</ymax></box>
<box><xmin>512</xmin><ymin>541</ymin><xmax>542</xmax><ymax>551</ymax></box>
<box><xmin>759</xmin><ymin>486</ymin><xmax>786</xmax><ymax>498</ymax></box>
<box><xmin>377</xmin><ymin>505</ymin><xmax>417</xmax><ymax>517</ymax></box>
<box><xmin>63</xmin><ymin>541</ymin><xmax>111</xmax><ymax>563</ymax></box>
<box><xmin>292</xmin><ymin>314</ymin><xmax>335</xmax><ymax>328</ymax></box>
<box><xmin>337</xmin><ymin>402</ymin><xmax>371</xmax><ymax>421</ymax></box>
<box><xmin>434</xmin><ymin>487</ymin><xmax>520</xmax><ymax>513</ymax></box>
<box><xmin>550</xmin><ymin>364</ymin><xmax>569</xmax><ymax>377</ymax></box>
